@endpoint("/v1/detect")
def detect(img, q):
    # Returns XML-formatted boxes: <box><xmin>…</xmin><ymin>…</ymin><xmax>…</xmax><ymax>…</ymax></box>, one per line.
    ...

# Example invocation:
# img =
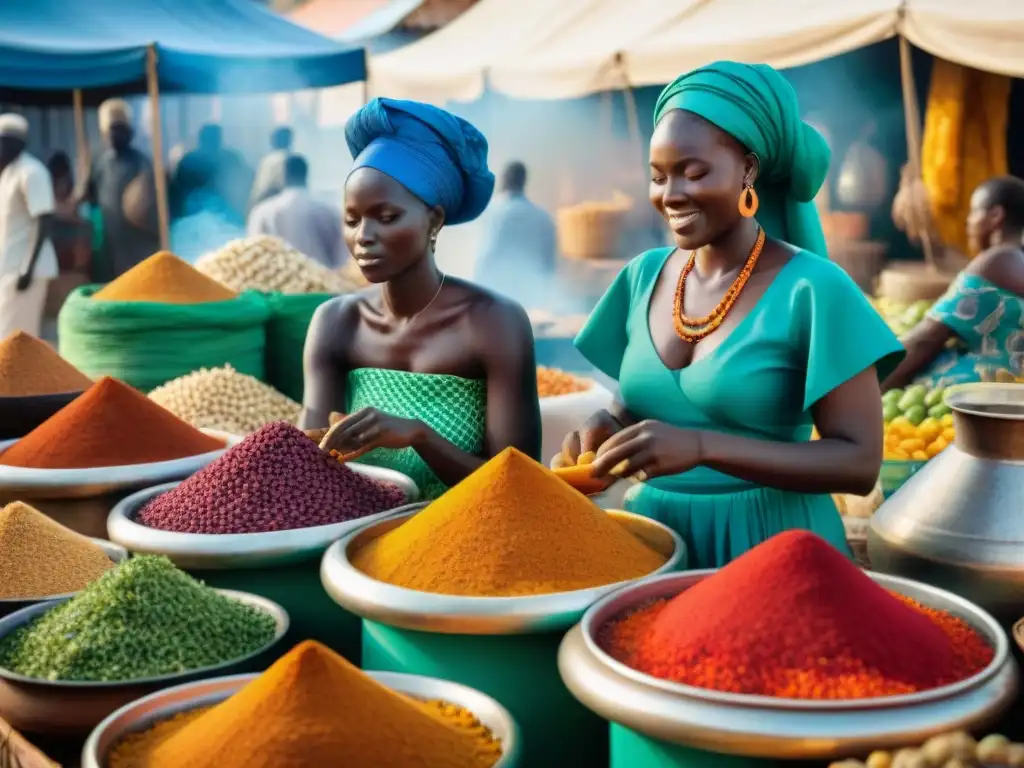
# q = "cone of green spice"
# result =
<box><xmin>0</xmin><ymin>556</ymin><xmax>277</xmax><ymax>682</ymax></box>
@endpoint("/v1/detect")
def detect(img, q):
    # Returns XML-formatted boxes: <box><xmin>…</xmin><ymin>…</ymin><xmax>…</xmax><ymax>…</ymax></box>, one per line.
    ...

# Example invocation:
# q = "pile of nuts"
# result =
<box><xmin>537</xmin><ymin>366</ymin><xmax>593</xmax><ymax>398</ymax></box>
<box><xmin>149</xmin><ymin>365</ymin><xmax>301</xmax><ymax>435</ymax></box>
<box><xmin>195</xmin><ymin>235</ymin><xmax>365</xmax><ymax>294</ymax></box>
<box><xmin>831</xmin><ymin>731</ymin><xmax>1024</xmax><ymax>768</ymax></box>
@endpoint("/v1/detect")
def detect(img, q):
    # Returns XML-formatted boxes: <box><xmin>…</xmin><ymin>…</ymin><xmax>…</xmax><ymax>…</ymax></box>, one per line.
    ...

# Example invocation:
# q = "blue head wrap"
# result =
<box><xmin>345</xmin><ymin>98</ymin><xmax>495</xmax><ymax>226</ymax></box>
<box><xmin>654</xmin><ymin>62</ymin><xmax>831</xmax><ymax>258</ymax></box>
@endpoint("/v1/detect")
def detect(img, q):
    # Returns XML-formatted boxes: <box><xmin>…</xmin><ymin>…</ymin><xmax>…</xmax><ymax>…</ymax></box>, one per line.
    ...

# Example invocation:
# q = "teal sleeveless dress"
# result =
<box><xmin>916</xmin><ymin>272</ymin><xmax>1024</xmax><ymax>386</ymax></box>
<box><xmin>575</xmin><ymin>248</ymin><xmax>904</xmax><ymax>568</ymax></box>
<box><xmin>345</xmin><ymin>368</ymin><xmax>487</xmax><ymax>501</ymax></box>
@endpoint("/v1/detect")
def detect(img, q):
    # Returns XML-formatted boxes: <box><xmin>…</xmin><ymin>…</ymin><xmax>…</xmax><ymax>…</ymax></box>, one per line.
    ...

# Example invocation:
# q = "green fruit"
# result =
<box><xmin>904</xmin><ymin>404</ymin><xmax>927</xmax><ymax>425</ymax></box>
<box><xmin>928</xmin><ymin>403</ymin><xmax>952</xmax><ymax>418</ymax></box>
<box><xmin>882</xmin><ymin>389</ymin><xmax>903</xmax><ymax>406</ymax></box>
<box><xmin>898</xmin><ymin>385</ymin><xmax>927</xmax><ymax>412</ymax></box>
<box><xmin>883</xmin><ymin>403</ymin><xmax>901</xmax><ymax>422</ymax></box>
<box><xmin>924</xmin><ymin>387</ymin><xmax>946</xmax><ymax>408</ymax></box>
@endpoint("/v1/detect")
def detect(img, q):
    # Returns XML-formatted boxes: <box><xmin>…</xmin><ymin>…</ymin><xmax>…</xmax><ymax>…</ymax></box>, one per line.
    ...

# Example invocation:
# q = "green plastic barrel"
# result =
<box><xmin>364</xmin><ymin>622</ymin><xmax>603</xmax><ymax>768</ymax></box>
<box><xmin>611</xmin><ymin>725</ymin><xmax>787</xmax><ymax>767</ymax></box>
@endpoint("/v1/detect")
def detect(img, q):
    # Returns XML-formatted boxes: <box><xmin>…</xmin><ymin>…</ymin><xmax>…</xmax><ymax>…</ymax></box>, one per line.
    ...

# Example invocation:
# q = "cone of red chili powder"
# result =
<box><xmin>600</xmin><ymin>531</ymin><xmax>993</xmax><ymax>699</ymax></box>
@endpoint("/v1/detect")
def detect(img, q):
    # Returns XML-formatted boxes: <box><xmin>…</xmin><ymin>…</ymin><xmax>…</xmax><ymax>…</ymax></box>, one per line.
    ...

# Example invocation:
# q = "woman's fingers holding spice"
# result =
<box><xmin>591</xmin><ymin>420</ymin><xmax>702</xmax><ymax>480</ymax></box>
<box><xmin>320</xmin><ymin>409</ymin><xmax>375</xmax><ymax>452</ymax></box>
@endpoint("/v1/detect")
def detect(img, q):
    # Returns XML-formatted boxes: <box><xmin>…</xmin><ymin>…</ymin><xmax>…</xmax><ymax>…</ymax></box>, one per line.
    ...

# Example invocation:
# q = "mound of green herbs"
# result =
<box><xmin>0</xmin><ymin>555</ymin><xmax>276</xmax><ymax>682</ymax></box>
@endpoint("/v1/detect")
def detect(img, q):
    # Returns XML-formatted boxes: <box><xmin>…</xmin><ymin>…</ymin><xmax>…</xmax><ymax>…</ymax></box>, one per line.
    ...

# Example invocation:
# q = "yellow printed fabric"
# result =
<box><xmin>921</xmin><ymin>59</ymin><xmax>1010</xmax><ymax>256</ymax></box>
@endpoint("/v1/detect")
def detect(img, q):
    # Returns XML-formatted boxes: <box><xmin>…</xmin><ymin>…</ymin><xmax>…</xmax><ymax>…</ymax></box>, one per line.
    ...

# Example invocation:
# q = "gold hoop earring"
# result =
<box><xmin>738</xmin><ymin>185</ymin><xmax>759</xmax><ymax>218</ymax></box>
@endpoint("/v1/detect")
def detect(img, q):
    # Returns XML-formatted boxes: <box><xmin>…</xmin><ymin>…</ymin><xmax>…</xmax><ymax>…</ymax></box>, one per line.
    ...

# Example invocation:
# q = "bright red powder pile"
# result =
<box><xmin>600</xmin><ymin>530</ymin><xmax>993</xmax><ymax>699</ymax></box>
<box><xmin>137</xmin><ymin>422</ymin><xmax>407</xmax><ymax>534</ymax></box>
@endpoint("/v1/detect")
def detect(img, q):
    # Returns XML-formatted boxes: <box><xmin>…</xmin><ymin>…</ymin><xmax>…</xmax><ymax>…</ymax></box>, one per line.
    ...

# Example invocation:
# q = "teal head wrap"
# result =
<box><xmin>654</xmin><ymin>61</ymin><xmax>831</xmax><ymax>257</ymax></box>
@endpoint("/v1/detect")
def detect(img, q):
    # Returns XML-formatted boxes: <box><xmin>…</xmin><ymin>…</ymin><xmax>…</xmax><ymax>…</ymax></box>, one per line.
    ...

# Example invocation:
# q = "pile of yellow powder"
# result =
<box><xmin>93</xmin><ymin>251</ymin><xmax>239</xmax><ymax>304</ymax></box>
<box><xmin>0</xmin><ymin>502</ymin><xmax>114</xmax><ymax>599</ymax></box>
<box><xmin>352</xmin><ymin>447</ymin><xmax>667</xmax><ymax>596</ymax></box>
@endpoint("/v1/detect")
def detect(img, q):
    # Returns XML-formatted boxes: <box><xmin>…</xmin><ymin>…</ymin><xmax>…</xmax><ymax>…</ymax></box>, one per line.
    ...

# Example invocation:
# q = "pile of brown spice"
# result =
<box><xmin>0</xmin><ymin>331</ymin><xmax>92</xmax><ymax>397</ymax></box>
<box><xmin>93</xmin><ymin>251</ymin><xmax>239</xmax><ymax>304</ymax></box>
<box><xmin>0</xmin><ymin>377</ymin><xmax>225</xmax><ymax>469</ymax></box>
<box><xmin>0</xmin><ymin>502</ymin><xmax>114</xmax><ymax>599</ymax></box>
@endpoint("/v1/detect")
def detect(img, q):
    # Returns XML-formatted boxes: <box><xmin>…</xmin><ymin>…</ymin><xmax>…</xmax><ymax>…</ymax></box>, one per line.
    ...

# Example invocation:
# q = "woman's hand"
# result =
<box><xmin>552</xmin><ymin>409</ymin><xmax>624</xmax><ymax>469</ymax></box>
<box><xmin>320</xmin><ymin>408</ymin><xmax>425</xmax><ymax>458</ymax></box>
<box><xmin>590</xmin><ymin>420</ymin><xmax>704</xmax><ymax>481</ymax></box>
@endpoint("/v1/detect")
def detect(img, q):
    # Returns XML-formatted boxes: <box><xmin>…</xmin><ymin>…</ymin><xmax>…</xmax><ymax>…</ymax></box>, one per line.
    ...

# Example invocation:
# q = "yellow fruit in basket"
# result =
<box><xmin>940</xmin><ymin>413</ymin><xmax>954</xmax><ymax>427</ymax></box>
<box><xmin>899</xmin><ymin>438</ymin><xmax>926</xmax><ymax>453</ymax></box>
<box><xmin>910</xmin><ymin>450</ymin><xmax>929</xmax><ymax>461</ymax></box>
<box><xmin>916</xmin><ymin>417</ymin><xmax>941</xmax><ymax>443</ymax></box>
<box><xmin>889</xmin><ymin>448</ymin><xmax>911</xmax><ymax>460</ymax></box>
<box><xmin>885</xmin><ymin>434</ymin><xmax>901</xmax><ymax>450</ymax></box>
<box><xmin>926</xmin><ymin>437</ymin><xmax>948</xmax><ymax>457</ymax></box>
<box><xmin>941</xmin><ymin>426</ymin><xmax>955</xmax><ymax>442</ymax></box>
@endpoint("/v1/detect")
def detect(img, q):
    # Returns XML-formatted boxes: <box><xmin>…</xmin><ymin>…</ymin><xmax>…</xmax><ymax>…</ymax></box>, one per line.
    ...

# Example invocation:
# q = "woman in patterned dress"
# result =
<box><xmin>883</xmin><ymin>176</ymin><xmax>1024</xmax><ymax>390</ymax></box>
<box><xmin>299</xmin><ymin>99</ymin><xmax>541</xmax><ymax>500</ymax></box>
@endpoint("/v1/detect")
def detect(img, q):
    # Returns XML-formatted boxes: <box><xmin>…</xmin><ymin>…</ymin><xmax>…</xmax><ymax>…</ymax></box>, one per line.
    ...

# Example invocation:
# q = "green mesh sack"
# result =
<box><xmin>58</xmin><ymin>285</ymin><xmax>270</xmax><ymax>392</ymax></box>
<box><xmin>265</xmin><ymin>292</ymin><xmax>335</xmax><ymax>402</ymax></box>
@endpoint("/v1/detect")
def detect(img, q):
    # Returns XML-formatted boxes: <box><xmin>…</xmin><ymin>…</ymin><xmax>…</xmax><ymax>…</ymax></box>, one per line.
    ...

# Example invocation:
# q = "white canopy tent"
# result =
<box><xmin>369</xmin><ymin>0</ymin><xmax>1024</xmax><ymax>103</ymax></box>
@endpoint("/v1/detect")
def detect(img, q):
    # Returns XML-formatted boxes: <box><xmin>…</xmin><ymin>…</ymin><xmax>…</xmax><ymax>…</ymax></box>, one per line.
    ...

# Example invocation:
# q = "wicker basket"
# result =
<box><xmin>557</xmin><ymin>194</ymin><xmax>632</xmax><ymax>261</ymax></box>
<box><xmin>828</xmin><ymin>240</ymin><xmax>887</xmax><ymax>292</ymax></box>
<box><xmin>877</xmin><ymin>262</ymin><xmax>954</xmax><ymax>303</ymax></box>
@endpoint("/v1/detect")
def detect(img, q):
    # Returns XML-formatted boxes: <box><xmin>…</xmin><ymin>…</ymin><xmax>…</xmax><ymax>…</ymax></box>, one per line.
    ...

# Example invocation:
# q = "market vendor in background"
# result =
<box><xmin>301</xmin><ymin>98</ymin><xmax>542</xmax><ymax>500</ymax></box>
<box><xmin>556</xmin><ymin>62</ymin><xmax>904</xmax><ymax>568</ymax></box>
<box><xmin>882</xmin><ymin>175</ymin><xmax>1024</xmax><ymax>390</ymax></box>
<box><xmin>250</xmin><ymin>126</ymin><xmax>293</xmax><ymax>210</ymax></box>
<box><xmin>247</xmin><ymin>154</ymin><xmax>345</xmax><ymax>269</ymax></box>
<box><xmin>0</xmin><ymin>113</ymin><xmax>56</xmax><ymax>339</ymax></box>
<box><xmin>80</xmin><ymin>99</ymin><xmax>160</xmax><ymax>282</ymax></box>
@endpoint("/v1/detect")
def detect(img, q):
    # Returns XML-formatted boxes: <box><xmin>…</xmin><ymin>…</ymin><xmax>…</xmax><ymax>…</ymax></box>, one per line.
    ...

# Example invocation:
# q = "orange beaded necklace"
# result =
<box><xmin>672</xmin><ymin>227</ymin><xmax>766</xmax><ymax>343</ymax></box>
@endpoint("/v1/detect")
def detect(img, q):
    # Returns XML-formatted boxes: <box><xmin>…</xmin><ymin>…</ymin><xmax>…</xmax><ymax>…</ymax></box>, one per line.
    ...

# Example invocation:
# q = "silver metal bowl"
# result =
<box><xmin>0</xmin><ymin>538</ymin><xmax>128</xmax><ymax>618</ymax></box>
<box><xmin>558</xmin><ymin>570</ymin><xmax>1019</xmax><ymax>759</ymax></box>
<box><xmin>0</xmin><ymin>429</ymin><xmax>240</xmax><ymax>499</ymax></box>
<box><xmin>0</xmin><ymin>589</ymin><xmax>288</xmax><ymax>737</ymax></box>
<box><xmin>321</xmin><ymin>505</ymin><xmax>685</xmax><ymax>635</ymax></box>
<box><xmin>82</xmin><ymin>669</ymin><xmax>519</xmax><ymax>767</ymax></box>
<box><xmin>107</xmin><ymin>464</ymin><xmax>420</xmax><ymax>570</ymax></box>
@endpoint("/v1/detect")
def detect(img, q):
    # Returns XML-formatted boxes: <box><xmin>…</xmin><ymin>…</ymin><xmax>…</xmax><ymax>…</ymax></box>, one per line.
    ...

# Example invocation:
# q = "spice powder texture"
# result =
<box><xmin>0</xmin><ymin>555</ymin><xmax>276</xmax><ymax>682</ymax></box>
<box><xmin>0</xmin><ymin>377</ymin><xmax>225</xmax><ymax>469</ymax></box>
<box><xmin>92</xmin><ymin>251</ymin><xmax>238</xmax><ymax>304</ymax></box>
<box><xmin>136</xmin><ymin>421</ymin><xmax>405</xmax><ymax>534</ymax></box>
<box><xmin>0</xmin><ymin>331</ymin><xmax>92</xmax><ymax>397</ymax></box>
<box><xmin>0</xmin><ymin>502</ymin><xmax>113</xmax><ymax>598</ymax></box>
<box><xmin>352</xmin><ymin>447</ymin><xmax>666</xmax><ymax>596</ymax></box>
<box><xmin>600</xmin><ymin>530</ymin><xmax>993</xmax><ymax>699</ymax></box>
<box><xmin>106</xmin><ymin>640</ymin><xmax>502</xmax><ymax>768</ymax></box>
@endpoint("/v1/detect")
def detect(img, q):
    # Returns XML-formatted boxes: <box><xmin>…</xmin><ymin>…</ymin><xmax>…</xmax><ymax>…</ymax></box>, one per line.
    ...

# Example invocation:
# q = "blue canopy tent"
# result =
<box><xmin>0</xmin><ymin>0</ymin><xmax>366</xmax><ymax>100</ymax></box>
<box><xmin>0</xmin><ymin>0</ymin><xmax>366</xmax><ymax>247</ymax></box>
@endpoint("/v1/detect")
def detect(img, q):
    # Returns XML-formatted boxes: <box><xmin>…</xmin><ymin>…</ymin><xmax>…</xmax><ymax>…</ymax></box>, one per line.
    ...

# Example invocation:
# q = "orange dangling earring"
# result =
<box><xmin>738</xmin><ymin>184</ymin><xmax>759</xmax><ymax>218</ymax></box>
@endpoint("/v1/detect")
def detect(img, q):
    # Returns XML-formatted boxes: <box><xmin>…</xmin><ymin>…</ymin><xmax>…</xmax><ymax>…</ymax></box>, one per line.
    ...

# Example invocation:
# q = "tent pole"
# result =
<box><xmin>897</xmin><ymin>34</ymin><xmax>936</xmax><ymax>270</ymax></box>
<box><xmin>71</xmin><ymin>90</ymin><xmax>90</xmax><ymax>189</ymax></box>
<box><xmin>145</xmin><ymin>44</ymin><xmax>171</xmax><ymax>251</ymax></box>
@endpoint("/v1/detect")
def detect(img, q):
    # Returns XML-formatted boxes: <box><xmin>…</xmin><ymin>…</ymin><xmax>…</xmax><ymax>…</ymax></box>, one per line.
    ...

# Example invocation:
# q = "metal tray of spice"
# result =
<box><xmin>107</xmin><ymin>463</ymin><xmax>420</xmax><ymax>570</ymax></box>
<box><xmin>0</xmin><ymin>430</ymin><xmax>240</xmax><ymax>499</ymax></box>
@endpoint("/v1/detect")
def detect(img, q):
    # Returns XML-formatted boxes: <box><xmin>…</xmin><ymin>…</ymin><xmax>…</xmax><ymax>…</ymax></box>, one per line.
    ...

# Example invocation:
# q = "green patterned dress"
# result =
<box><xmin>345</xmin><ymin>368</ymin><xmax>488</xmax><ymax>500</ymax></box>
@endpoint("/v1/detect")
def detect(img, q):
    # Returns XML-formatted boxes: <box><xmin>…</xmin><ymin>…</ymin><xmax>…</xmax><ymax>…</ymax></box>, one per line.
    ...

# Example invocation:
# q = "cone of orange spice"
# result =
<box><xmin>600</xmin><ymin>530</ymin><xmax>993</xmax><ymax>699</ymax></box>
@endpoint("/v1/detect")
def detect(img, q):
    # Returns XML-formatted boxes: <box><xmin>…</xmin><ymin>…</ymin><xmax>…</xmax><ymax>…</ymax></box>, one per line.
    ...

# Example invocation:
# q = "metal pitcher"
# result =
<box><xmin>869</xmin><ymin>383</ymin><xmax>1024</xmax><ymax>623</ymax></box>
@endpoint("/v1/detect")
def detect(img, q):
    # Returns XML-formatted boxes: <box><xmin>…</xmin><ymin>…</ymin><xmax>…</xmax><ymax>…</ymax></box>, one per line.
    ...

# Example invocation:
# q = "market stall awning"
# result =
<box><xmin>901</xmin><ymin>0</ymin><xmax>1024</xmax><ymax>79</ymax></box>
<box><xmin>369</xmin><ymin>0</ymin><xmax>1024</xmax><ymax>102</ymax></box>
<box><xmin>0</xmin><ymin>0</ymin><xmax>366</xmax><ymax>103</ymax></box>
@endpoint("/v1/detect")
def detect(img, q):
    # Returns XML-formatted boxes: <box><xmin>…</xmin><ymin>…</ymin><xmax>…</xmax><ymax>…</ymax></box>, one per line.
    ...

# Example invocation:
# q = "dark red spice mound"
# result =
<box><xmin>600</xmin><ymin>530</ymin><xmax>993</xmax><ymax>699</ymax></box>
<box><xmin>137</xmin><ymin>422</ymin><xmax>406</xmax><ymax>534</ymax></box>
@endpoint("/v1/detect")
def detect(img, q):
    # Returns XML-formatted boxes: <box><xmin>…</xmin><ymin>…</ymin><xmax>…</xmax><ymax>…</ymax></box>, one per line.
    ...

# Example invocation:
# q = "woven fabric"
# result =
<box><xmin>346</xmin><ymin>368</ymin><xmax>486</xmax><ymax>500</ymax></box>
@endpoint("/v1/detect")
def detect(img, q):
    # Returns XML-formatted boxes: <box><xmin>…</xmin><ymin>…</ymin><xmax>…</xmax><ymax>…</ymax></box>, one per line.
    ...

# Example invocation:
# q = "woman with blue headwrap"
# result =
<box><xmin>300</xmin><ymin>99</ymin><xmax>541</xmax><ymax>499</ymax></box>
<box><xmin>556</xmin><ymin>63</ymin><xmax>904</xmax><ymax>567</ymax></box>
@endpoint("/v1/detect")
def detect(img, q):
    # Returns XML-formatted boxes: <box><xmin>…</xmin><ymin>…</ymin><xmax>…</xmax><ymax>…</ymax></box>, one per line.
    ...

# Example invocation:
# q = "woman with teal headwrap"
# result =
<box><xmin>300</xmin><ymin>98</ymin><xmax>541</xmax><ymax>499</ymax></box>
<box><xmin>557</xmin><ymin>62</ymin><xmax>904</xmax><ymax>566</ymax></box>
